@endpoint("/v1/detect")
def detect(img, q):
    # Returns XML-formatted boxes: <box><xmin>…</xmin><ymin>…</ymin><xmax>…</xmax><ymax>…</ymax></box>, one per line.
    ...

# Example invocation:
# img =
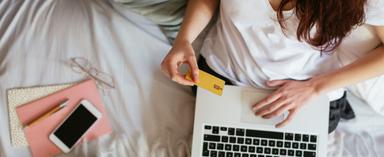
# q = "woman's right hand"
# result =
<box><xmin>161</xmin><ymin>40</ymin><xmax>200</xmax><ymax>86</ymax></box>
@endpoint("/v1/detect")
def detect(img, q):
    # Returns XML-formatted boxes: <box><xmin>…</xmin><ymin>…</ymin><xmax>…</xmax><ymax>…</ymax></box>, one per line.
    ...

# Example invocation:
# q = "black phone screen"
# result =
<box><xmin>54</xmin><ymin>104</ymin><xmax>98</xmax><ymax>148</ymax></box>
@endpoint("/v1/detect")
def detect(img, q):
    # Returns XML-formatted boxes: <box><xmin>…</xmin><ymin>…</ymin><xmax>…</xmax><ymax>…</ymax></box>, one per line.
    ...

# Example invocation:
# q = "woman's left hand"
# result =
<box><xmin>252</xmin><ymin>79</ymin><xmax>321</xmax><ymax>128</ymax></box>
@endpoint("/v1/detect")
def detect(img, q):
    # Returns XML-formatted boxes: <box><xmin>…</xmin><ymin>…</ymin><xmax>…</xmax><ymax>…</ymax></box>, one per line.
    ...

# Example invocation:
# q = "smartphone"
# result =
<box><xmin>49</xmin><ymin>99</ymin><xmax>101</xmax><ymax>153</ymax></box>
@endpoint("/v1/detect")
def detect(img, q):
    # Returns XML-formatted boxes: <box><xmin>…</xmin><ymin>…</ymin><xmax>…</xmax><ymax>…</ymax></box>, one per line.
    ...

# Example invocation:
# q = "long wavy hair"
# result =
<box><xmin>277</xmin><ymin>0</ymin><xmax>367</xmax><ymax>53</ymax></box>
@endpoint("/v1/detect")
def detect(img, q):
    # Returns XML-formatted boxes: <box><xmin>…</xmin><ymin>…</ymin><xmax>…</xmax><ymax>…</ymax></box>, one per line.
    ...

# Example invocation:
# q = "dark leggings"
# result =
<box><xmin>192</xmin><ymin>56</ymin><xmax>355</xmax><ymax>133</ymax></box>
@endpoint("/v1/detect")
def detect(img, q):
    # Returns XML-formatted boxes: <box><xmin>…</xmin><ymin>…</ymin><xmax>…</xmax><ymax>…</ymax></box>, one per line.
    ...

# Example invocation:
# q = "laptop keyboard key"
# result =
<box><xmin>256</xmin><ymin>147</ymin><xmax>263</xmax><ymax>153</ymax></box>
<box><xmin>204</xmin><ymin>135</ymin><xmax>220</xmax><ymax>142</ymax></box>
<box><xmin>288</xmin><ymin>150</ymin><xmax>294</xmax><ymax>156</ymax></box>
<box><xmin>202</xmin><ymin>150</ymin><xmax>209</xmax><ymax>156</ymax></box>
<box><xmin>277</xmin><ymin>141</ymin><xmax>283</xmax><ymax>147</ymax></box>
<box><xmin>205</xmin><ymin>125</ymin><xmax>211</xmax><ymax>130</ymax></box>
<box><xmin>218</xmin><ymin>151</ymin><xmax>225</xmax><ymax>157</ymax></box>
<box><xmin>230</xmin><ymin>137</ymin><xmax>236</xmax><ymax>143</ymax></box>
<box><xmin>221</xmin><ymin>136</ymin><xmax>228</xmax><ymax>143</ymax></box>
<box><xmin>213</xmin><ymin>127</ymin><xmax>219</xmax><ymax>134</ymax></box>
<box><xmin>304</xmin><ymin>151</ymin><xmax>316</xmax><ymax>157</ymax></box>
<box><xmin>250</xmin><ymin>155</ymin><xmax>256</xmax><ymax>157</ymax></box>
<box><xmin>241</xmin><ymin>146</ymin><xmax>247</xmax><ymax>152</ymax></box>
<box><xmin>302</xmin><ymin>135</ymin><xmax>309</xmax><ymax>142</ymax></box>
<box><xmin>272</xmin><ymin>148</ymin><xmax>279</xmax><ymax>155</ymax></box>
<box><xmin>225</xmin><ymin>144</ymin><xmax>231</xmax><ymax>151</ymax></box>
<box><xmin>295</xmin><ymin>134</ymin><xmax>301</xmax><ymax>141</ymax></box>
<box><xmin>245</xmin><ymin>138</ymin><xmax>252</xmax><ymax>144</ymax></box>
<box><xmin>209</xmin><ymin>143</ymin><xmax>216</xmax><ymax>149</ymax></box>
<box><xmin>280</xmin><ymin>149</ymin><xmax>287</xmax><ymax>155</ymax></box>
<box><xmin>236</xmin><ymin>129</ymin><xmax>245</xmax><ymax>136</ymax></box>
<box><xmin>285</xmin><ymin>133</ymin><xmax>294</xmax><ymax>141</ymax></box>
<box><xmin>220</xmin><ymin>127</ymin><xmax>227</xmax><ymax>131</ymax></box>
<box><xmin>296</xmin><ymin>150</ymin><xmax>303</xmax><ymax>156</ymax></box>
<box><xmin>211</xmin><ymin>151</ymin><xmax>217</xmax><ymax>157</ymax></box>
<box><xmin>284</xmin><ymin>142</ymin><xmax>291</xmax><ymax>148</ymax></box>
<box><xmin>310</xmin><ymin>135</ymin><xmax>317</xmax><ymax>143</ymax></box>
<box><xmin>300</xmin><ymin>143</ymin><xmax>307</xmax><ymax>149</ymax></box>
<box><xmin>228</xmin><ymin>128</ymin><xmax>235</xmax><ymax>135</ymax></box>
<box><xmin>226</xmin><ymin>152</ymin><xmax>233</xmax><ymax>157</ymax></box>
<box><xmin>269</xmin><ymin>140</ymin><xmax>275</xmax><ymax>147</ymax></box>
<box><xmin>234</xmin><ymin>153</ymin><xmax>241</xmax><ymax>157</ymax></box>
<box><xmin>261</xmin><ymin>139</ymin><xmax>268</xmax><ymax>146</ymax></box>
<box><xmin>237</xmin><ymin>137</ymin><xmax>244</xmax><ymax>144</ymax></box>
<box><xmin>253</xmin><ymin>139</ymin><xmax>260</xmax><ymax>145</ymax></box>
<box><xmin>242</xmin><ymin>153</ymin><xmax>249</xmax><ymax>157</ymax></box>
<box><xmin>248</xmin><ymin>146</ymin><xmax>255</xmax><ymax>153</ymax></box>
<box><xmin>308</xmin><ymin>144</ymin><xmax>316</xmax><ymax>150</ymax></box>
<box><xmin>203</xmin><ymin>142</ymin><xmax>208</xmax><ymax>150</ymax></box>
<box><xmin>233</xmin><ymin>145</ymin><xmax>240</xmax><ymax>151</ymax></box>
<box><xmin>217</xmin><ymin>143</ymin><xmax>224</xmax><ymax>150</ymax></box>
<box><xmin>264</xmin><ymin>148</ymin><xmax>271</xmax><ymax>154</ymax></box>
<box><xmin>246</xmin><ymin>130</ymin><xmax>284</xmax><ymax>140</ymax></box>
<box><xmin>292</xmin><ymin>142</ymin><xmax>299</xmax><ymax>149</ymax></box>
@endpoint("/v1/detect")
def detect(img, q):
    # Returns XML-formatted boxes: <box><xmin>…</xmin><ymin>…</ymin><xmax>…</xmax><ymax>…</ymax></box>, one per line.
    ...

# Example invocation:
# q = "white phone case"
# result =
<box><xmin>49</xmin><ymin>99</ymin><xmax>101</xmax><ymax>153</ymax></box>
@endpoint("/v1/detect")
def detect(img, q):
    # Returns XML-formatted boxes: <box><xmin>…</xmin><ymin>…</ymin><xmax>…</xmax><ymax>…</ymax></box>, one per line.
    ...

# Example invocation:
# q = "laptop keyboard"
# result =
<box><xmin>202</xmin><ymin>125</ymin><xmax>318</xmax><ymax>157</ymax></box>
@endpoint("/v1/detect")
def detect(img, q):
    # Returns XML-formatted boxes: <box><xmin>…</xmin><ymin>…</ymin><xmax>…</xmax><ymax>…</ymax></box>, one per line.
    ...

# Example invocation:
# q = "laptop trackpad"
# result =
<box><xmin>241</xmin><ymin>90</ymin><xmax>286</xmax><ymax>126</ymax></box>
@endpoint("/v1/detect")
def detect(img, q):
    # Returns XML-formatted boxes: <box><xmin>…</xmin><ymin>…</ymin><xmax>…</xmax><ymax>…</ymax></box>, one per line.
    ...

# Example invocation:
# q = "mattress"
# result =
<box><xmin>0</xmin><ymin>0</ymin><xmax>384</xmax><ymax>157</ymax></box>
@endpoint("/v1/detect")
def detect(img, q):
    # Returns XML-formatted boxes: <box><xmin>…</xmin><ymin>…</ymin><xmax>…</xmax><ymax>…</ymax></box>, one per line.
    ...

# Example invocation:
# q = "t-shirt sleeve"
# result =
<box><xmin>365</xmin><ymin>0</ymin><xmax>384</xmax><ymax>26</ymax></box>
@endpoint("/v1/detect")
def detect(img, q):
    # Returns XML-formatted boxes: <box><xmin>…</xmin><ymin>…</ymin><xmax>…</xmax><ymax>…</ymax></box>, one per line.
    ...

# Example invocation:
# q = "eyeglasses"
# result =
<box><xmin>70</xmin><ymin>57</ymin><xmax>115</xmax><ymax>90</ymax></box>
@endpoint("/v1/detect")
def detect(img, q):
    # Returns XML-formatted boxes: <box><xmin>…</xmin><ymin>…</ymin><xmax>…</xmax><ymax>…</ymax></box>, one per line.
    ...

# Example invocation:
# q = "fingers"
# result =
<box><xmin>276</xmin><ymin>109</ymin><xmax>298</xmax><ymax>128</ymax></box>
<box><xmin>187</xmin><ymin>57</ymin><xmax>200</xmax><ymax>83</ymax></box>
<box><xmin>255</xmin><ymin>97</ymin><xmax>287</xmax><ymax>116</ymax></box>
<box><xmin>253</xmin><ymin>92</ymin><xmax>281</xmax><ymax>111</ymax></box>
<box><xmin>169</xmin><ymin>63</ymin><xmax>195</xmax><ymax>86</ymax></box>
<box><xmin>262</xmin><ymin>103</ymin><xmax>292</xmax><ymax>119</ymax></box>
<box><xmin>161</xmin><ymin>59</ymin><xmax>195</xmax><ymax>86</ymax></box>
<box><xmin>266</xmin><ymin>80</ymin><xmax>287</xmax><ymax>87</ymax></box>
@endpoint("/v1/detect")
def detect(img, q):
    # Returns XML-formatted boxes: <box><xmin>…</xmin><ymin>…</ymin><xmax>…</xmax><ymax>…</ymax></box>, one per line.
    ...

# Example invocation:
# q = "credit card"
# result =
<box><xmin>185</xmin><ymin>69</ymin><xmax>225</xmax><ymax>96</ymax></box>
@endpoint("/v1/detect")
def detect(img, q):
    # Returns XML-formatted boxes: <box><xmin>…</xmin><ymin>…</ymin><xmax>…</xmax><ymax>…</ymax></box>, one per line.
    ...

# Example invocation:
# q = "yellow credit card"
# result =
<box><xmin>186</xmin><ymin>70</ymin><xmax>225</xmax><ymax>96</ymax></box>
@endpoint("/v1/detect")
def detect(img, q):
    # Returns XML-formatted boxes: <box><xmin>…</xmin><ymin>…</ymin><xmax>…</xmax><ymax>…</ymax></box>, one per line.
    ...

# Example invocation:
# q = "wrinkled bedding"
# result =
<box><xmin>0</xmin><ymin>0</ymin><xmax>384</xmax><ymax>157</ymax></box>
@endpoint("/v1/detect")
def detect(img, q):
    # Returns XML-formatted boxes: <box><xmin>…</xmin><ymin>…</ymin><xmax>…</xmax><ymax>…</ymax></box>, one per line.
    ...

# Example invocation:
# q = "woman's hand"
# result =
<box><xmin>252</xmin><ymin>79</ymin><xmax>321</xmax><ymax>128</ymax></box>
<box><xmin>161</xmin><ymin>40</ymin><xmax>200</xmax><ymax>86</ymax></box>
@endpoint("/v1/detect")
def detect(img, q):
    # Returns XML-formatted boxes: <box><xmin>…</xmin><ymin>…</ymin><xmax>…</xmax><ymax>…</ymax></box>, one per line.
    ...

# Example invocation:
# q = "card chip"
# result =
<box><xmin>214</xmin><ymin>84</ymin><xmax>223</xmax><ymax>91</ymax></box>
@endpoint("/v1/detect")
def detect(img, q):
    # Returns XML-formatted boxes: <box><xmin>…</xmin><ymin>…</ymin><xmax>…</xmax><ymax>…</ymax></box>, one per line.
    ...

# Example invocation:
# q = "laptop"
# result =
<box><xmin>191</xmin><ymin>85</ymin><xmax>329</xmax><ymax>157</ymax></box>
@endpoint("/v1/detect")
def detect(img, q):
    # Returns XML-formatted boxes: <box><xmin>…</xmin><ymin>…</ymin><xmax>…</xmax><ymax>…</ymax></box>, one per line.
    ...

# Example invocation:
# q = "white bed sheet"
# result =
<box><xmin>0</xmin><ymin>0</ymin><xmax>195</xmax><ymax>157</ymax></box>
<box><xmin>1</xmin><ymin>0</ymin><xmax>384</xmax><ymax>157</ymax></box>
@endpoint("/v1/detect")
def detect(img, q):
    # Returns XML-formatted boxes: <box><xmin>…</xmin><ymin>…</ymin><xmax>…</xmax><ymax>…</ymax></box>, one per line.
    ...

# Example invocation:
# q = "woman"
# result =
<box><xmin>161</xmin><ymin>0</ymin><xmax>384</xmax><ymax>132</ymax></box>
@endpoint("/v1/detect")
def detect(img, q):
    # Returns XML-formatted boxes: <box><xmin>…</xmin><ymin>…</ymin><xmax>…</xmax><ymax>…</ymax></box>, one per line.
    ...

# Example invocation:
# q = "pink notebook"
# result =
<box><xmin>16</xmin><ymin>79</ymin><xmax>113</xmax><ymax>157</ymax></box>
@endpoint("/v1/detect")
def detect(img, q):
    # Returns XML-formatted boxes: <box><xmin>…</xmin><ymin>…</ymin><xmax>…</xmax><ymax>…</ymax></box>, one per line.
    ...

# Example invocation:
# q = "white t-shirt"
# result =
<box><xmin>200</xmin><ymin>0</ymin><xmax>384</xmax><ymax>101</ymax></box>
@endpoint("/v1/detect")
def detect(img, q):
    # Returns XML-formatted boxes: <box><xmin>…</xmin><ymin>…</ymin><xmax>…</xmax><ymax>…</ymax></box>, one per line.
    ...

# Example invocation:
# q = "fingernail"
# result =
<box><xmin>263</xmin><ymin>115</ymin><xmax>271</xmax><ymax>119</ymax></box>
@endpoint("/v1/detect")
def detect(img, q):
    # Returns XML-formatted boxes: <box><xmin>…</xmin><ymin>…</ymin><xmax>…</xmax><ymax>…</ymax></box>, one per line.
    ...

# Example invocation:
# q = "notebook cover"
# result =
<box><xmin>7</xmin><ymin>83</ymin><xmax>72</xmax><ymax>147</ymax></box>
<box><xmin>16</xmin><ymin>79</ymin><xmax>113</xmax><ymax>157</ymax></box>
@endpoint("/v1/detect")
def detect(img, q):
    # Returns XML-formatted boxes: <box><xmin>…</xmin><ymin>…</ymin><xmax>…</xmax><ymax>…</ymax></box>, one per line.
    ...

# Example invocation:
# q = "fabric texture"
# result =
<box><xmin>112</xmin><ymin>0</ymin><xmax>186</xmax><ymax>42</ymax></box>
<box><xmin>0</xmin><ymin>0</ymin><xmax>195</xmax><ymax>157</ymax></box>
<box><xmin>365</xmin><ymin>0</ymin><xmax>384</xmax><ymax>25</ymax></box>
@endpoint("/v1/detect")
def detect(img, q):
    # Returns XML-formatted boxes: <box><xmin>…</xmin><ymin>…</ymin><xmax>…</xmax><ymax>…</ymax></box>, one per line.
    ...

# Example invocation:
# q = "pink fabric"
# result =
<box><xmin>16</xmin><ymin>79</ymin><xmax>112</xmax><ymax>157</ymax></box>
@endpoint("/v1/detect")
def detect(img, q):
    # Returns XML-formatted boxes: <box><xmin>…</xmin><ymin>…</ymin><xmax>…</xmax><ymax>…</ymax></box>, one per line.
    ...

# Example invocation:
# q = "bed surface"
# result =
<box><xmin>1</xmin><ymin>0</ymin><xmax>384</xmax><ymax>157</ymax></box>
